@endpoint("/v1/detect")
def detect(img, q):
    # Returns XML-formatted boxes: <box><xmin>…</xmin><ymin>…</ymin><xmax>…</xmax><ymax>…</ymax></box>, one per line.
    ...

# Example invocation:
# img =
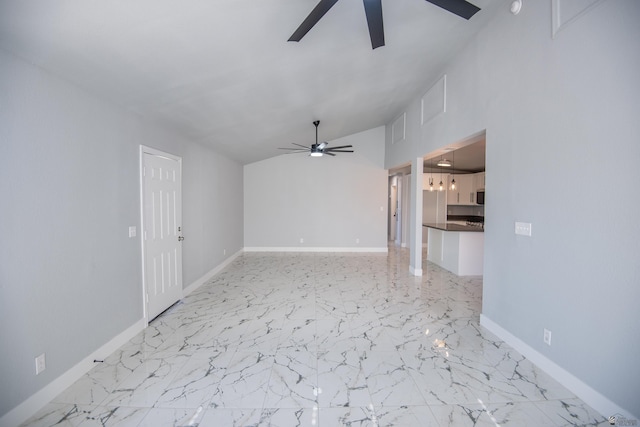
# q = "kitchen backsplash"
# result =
<box><xmin>447</xmin><ymin>204</ymin><xmax>484</xmax><ymax>217</ymax></box>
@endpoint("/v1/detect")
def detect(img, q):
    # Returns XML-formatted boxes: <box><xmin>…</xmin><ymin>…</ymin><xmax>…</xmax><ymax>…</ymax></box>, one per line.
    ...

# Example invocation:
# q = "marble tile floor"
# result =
<box><xmin>22</xmin><ymin>247</ymin><xmax>608</xmax><ymax>426</ymax></box>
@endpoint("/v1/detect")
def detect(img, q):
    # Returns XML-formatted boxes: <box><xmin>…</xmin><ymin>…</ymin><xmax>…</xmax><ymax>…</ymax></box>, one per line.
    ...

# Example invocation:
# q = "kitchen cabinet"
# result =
<box><xmin>474</xmin><ymin>172</ymin><xmax>486</xmax><ymax>191</ymax></box>
<box><xmin>447</xmin><ymin>174</ymin><xmax>475</xmax><ymax>205</ymax></box>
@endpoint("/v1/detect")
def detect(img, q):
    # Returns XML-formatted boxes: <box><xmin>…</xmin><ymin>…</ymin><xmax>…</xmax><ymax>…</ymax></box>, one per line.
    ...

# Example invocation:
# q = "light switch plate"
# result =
<box><xmin>128</xmin><ymin>226</ymin><xmax>136</xmax><ymax>238</ymax></box>
<box><xmin>515</xmin><ymin>222</ymin><xmax>532</xmax><ymax>236</ymax></box>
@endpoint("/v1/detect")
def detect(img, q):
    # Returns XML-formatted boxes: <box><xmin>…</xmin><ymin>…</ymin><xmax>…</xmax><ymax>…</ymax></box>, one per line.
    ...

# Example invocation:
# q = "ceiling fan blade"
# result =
<box><xmin>425</xmin><ymin>0</ymin><xmax>480</xmax><ymax>20</ymax></box>
<box><xmin>325</xmin><ymin>145</ymin><xmax>353</xmax><ymax>150</ymax></box>
<box><xmin>323</xmin><ymin>152</ymin><xmax>336</xmax><ymax>156</ymax></box>
<box><xmin>363</xmin><ymin>0</ymin><xmax>385</xmax><ymax>49</ymax></box>
<box><xmin>278</xmin><ymin>147</ymin><xmax>308</xmax><ymax>151</ymax></box>
<box><xmin>289</xmin><ymin>0</ymin><xmax>340</xmax><ymax>42</ymax></box>
<box><xmin>292</xmin><ymin>143</ymin><xmax>311</xmax><ymax>149</ymax></box>
<box><xmin>326</xmin><ymin>150</ymin><xmax>354</xmax><ymax>153</ymax></box>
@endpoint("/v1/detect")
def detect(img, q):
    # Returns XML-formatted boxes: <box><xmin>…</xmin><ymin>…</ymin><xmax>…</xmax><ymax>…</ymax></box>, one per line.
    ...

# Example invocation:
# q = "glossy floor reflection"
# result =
<box><xmin>23</xmin><ymin>247</ymin><xmax>608</xmax><ymax>426</ymax></box>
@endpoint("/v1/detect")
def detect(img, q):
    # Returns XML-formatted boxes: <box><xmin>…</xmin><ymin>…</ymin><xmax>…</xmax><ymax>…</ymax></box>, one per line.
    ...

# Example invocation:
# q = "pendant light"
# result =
<box><xmin>450</xmin><ymin>150</ymin><xmax>456</xmax><ymax>190</ymax></box>
<box><xmin>429</xmin><ymin>158</ymin><xmax>434</xmax><ymax>191</ymax></box>
<box><xmin>439</xmin><ymin>157</ymin><xmax>444</xmax><ymax>191</ymax></box>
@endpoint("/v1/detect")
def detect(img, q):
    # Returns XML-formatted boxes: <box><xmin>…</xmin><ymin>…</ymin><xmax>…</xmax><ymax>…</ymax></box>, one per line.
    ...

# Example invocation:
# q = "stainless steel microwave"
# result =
<box><xmin>476</xmin><ymin>191</ymin><xmax>485</xmax><ymax>205</ymax></box>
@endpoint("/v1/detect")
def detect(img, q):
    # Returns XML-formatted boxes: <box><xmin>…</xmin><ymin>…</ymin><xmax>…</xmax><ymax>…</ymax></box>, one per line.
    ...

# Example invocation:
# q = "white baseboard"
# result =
<box><xmin>480</xmin><ymin>314</ymin><xmax>636</xmax><ymax>420</ymax></box>
<box><xmin>2</xmin><ymin>251</ymin><xmax>248</xmax><ymax>427</ymax></box>
<box><xmin>409</xmin><ymin>266</ymin><xmax>423</xmax><ymax>276</ymax></box>
<box><xmin>183</xmin><ymin>249</ymin><xmax>243</xmax><ymax>296</ymax></box>
<box><xmin>0</xmin><ymin>318</ymin><xmax>146</xmax><ymax>427</ymax></box>
<box><xmin>243</xmin><ymin>247</ymin><xmax>388</xmax><ymax>253</ymax></box>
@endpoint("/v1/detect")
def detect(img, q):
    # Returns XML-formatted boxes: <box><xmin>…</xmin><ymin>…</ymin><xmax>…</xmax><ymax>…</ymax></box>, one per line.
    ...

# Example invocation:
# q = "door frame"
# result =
<box><xmin>139</xmin><ymin>145</ymin><xmax>183</xmax><ymax>324</ymax></box>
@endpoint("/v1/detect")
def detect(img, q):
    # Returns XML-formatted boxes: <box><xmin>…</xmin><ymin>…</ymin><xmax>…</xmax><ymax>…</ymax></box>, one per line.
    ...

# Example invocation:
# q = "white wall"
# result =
<box><xmin>182</xmin><ymin>144</ymin><xmax>244</xmax><ymax>286</ymax></box>
<box><xmin>244</xmin><ymin>127</ymin><xmax>387</xmax><ymax>250</ymax></box>
<box><xmin>0</xmin><ymin>48</ymin><xmax>243</xmax><ymax>420</ymax></box>
<box><xmin>385</xmin><ymin>0</ymin><xmax>640</xmax><ymax>417</ymax></box>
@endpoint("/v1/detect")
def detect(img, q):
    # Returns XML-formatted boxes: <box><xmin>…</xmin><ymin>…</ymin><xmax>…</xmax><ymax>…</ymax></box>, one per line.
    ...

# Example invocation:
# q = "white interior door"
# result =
<box><xmin>141</xmin><ymin>147</ymin><xmax>183</xmax><ymax>321</ymax></box>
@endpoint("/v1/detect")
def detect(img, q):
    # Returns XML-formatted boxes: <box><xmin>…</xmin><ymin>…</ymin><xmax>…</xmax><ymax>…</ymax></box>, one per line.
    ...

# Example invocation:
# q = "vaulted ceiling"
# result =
<box><xmin>0</xmin><ymin>0</ymin><xmax>502</xmax><ymax>164</ymax></box>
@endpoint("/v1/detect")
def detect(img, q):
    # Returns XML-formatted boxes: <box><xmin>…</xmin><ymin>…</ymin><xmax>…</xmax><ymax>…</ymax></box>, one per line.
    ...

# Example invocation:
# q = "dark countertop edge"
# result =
<box><xmin>423</xmin><ymin>223</ymin><xmax>484</xmax><ymax>233</ymax></box>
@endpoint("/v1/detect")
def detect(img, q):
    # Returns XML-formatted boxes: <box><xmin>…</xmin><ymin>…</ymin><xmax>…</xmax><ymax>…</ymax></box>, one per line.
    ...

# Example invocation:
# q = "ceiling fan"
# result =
<box><xmin>288</xmin><ymin>0</ymin><xmax>481</xmax><ymax>50</ymax></box>
<box><xmin>279</xmin><ymin>121</ymin><xmax>354</xmax><ymax>157</ymax></box>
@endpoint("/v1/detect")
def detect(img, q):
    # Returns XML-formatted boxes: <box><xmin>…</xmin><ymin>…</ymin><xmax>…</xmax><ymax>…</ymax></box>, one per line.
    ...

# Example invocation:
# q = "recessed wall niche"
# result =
<box><xmin>421</xmin><ymin>74</ymin><xmax>447</xmax><ymax>126</ymax></box>
<box><xmin>392</xmin><ymin>112</ymin><xmax>406</xmax><ymax>144</ymax></box>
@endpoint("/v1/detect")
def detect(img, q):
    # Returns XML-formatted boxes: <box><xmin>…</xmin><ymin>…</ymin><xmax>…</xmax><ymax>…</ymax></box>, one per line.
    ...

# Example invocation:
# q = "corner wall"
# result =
<box><xmin>384</xmin><ymin>0</ymin><xmax>640</xmax><ymax>418</ymax></box>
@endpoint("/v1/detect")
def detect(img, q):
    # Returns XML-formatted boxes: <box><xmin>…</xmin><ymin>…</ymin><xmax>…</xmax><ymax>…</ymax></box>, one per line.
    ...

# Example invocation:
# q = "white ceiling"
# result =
<box><xmin>0</xmin><ymin>0</ymin><xmax>502</xmax><ymax>164</ymax></box>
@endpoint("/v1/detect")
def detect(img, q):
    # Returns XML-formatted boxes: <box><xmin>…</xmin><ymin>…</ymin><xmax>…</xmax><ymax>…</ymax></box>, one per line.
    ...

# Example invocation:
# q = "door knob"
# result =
<box><xmin>178</xmin><ymin>236</ymin><xmax>184</xmax><ymax>241</ymax></box>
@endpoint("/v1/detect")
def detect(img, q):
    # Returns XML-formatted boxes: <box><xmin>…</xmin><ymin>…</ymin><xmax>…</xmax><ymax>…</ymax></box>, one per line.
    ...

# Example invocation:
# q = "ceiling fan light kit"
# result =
<box><xmin>289</xmin><ymin>0</ymin><xmax>481</xmax><ymax>50</ymax></box>
<box><xmin>310</xmin><ymin>142</ymin><xmax>324</xmax><ymax>156</ymax></box>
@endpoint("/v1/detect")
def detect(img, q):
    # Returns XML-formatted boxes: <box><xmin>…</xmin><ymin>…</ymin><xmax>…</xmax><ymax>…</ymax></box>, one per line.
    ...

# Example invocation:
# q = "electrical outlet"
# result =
<box><xmin>543</xmin><ymin>329</ymin><xmax>552</xmax><ymax>346</ymax></box>
<box><xmin>35</xmin><ymin>353</ymin><xmax>46</xmax><ymax>375</ymax></box>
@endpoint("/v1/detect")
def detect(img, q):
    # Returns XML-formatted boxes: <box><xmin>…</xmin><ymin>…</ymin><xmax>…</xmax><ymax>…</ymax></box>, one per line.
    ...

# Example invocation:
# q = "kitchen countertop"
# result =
<box><xmin>423</xmin><ymin>223</ymin><xmax>484</xmax><ymax>232</ymax></box>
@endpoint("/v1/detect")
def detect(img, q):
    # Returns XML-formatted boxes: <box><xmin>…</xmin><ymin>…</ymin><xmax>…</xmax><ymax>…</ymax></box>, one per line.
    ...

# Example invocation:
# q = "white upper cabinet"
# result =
<box><xmin>448</xmin><ymin>174</ymin><xmax>475</xmax><ymax>205</ymax></box>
